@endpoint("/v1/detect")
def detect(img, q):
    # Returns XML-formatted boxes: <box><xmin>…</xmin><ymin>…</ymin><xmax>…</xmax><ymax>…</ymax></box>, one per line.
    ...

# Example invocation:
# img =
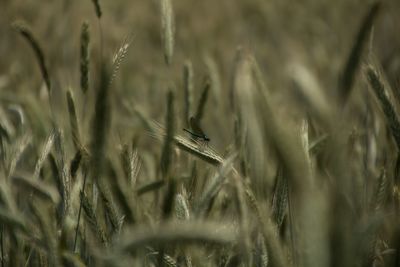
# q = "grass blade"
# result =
<box><xmin>160</xmin><ymin>90</ymin><xmax>175</xmax><ymax>178</ymax></box>
<box><xmin>90</xmin><ymin>65</ymin><xmax>111</xmax><ymax>184</ymax></box>
<box><xmin>183</xmin><ymin>61</ymin><xmax>194</xmax><ymax>127</ymax></box>
<box><xmin>12</xmin><ymin>175</ymin><xmax>60</xmax><ymax>204</ymax></box>
<box><xmin>117</xmin><ymin>221</ymin><xmax>237</xmax><ymax>253</ymax></box>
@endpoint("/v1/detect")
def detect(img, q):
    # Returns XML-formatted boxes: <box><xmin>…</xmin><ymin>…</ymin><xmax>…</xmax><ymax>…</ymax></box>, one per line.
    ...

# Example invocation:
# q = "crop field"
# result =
<box><xmin>1</xmin><ymin>0</ymin><xmax>400</xmax><ymax>266</ymax></box>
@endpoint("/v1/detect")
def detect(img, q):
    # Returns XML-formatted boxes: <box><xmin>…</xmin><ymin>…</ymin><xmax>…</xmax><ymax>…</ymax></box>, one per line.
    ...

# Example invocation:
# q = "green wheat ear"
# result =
<box><xmin>195</xmin><ymin>153</ymin><xmax>237</xmax><ymax>217</ymax></box>
<box><xmin>107</xmin><ymin>159</ymin><xmax>137</xmax><ymax>224</ymax></box>
<box><xmin>149</xmin><ymin>121</ymin><xmax>225</xmax><ymax>167</ymax></box>
<box><xmin>271</xmin><ymin>166</ymin><xmax>288</xmax><ymax>230</ymax></box>
<box><xmin>12</xmin><ymin>21</ymin><xmax>51</xmax><ymax>93</ymax></box>
<box><xmin>255</xmin><ymin>233</ymin><xmax>269</xmax><ymax>267</ymax></box>
<box><xmin>91</xmin><ymin>0</ymin><xmax>102</xmax><ymax>18</ymax></box>
<box><xmin>339</xmin><ymin>2</ymin><xmax>380</xmax><ymax>105</ymax></box>
<box><xmin>160</xmin><ymin>0</ymin><xmax>175</xmax><ymax>65</ymax></box>
<box><xmin>175</xmin><ymin>193</ymin><xmax>190</xmax><ymax>220</ymax></box>
<box><xmin>80</xmin><ymin>22</ymin><xmax>90</xmax><ymax>94</ymax></box>
<box><xmin>370</xmin><ymin>168</ymin><xmax>387</xmax><ymax>211</ymax></box>
<box><xmin>110</xmin><ymin>35</ymin><xmax>133</xmax><ymax>85</ymax></box>
<box><xmin>33</xmin><ymin>130</ymin><xmax>55</xmax><ymax>179</ymax></box>
<box><xmin>81</xmin><ymin>191</ymin><xmax>108</xmax><ymax>246</ymax></box>
<box><xmin>98</xmin><ymin>177</ymin><xmax>122</xmax><ymax>235</ymax></box>
<box><xmin>66</xmin><ymin>89</ymin><xmax>81</xmax><ymax>150</ymax></box>
<box><xmin>194</xmin><ymin>77</ymin><xmax>210</xmax><ymax>123</ymax></box>
<box><xmin>366</xmin><ymin>65</ymin><xmax>400</xmax><ymax>150</ymax></box>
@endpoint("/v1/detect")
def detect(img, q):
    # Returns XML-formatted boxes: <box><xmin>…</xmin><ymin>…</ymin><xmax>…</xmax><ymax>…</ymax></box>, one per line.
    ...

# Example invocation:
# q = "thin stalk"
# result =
<box><xmin>287</xmin><ymin>182</ymin><xmax>297</xmax><ymax>267</ymax></box>
<box><xmin>1</xmin><ymin>224</ymin><xmax>3</xmax><ymax>267</ymax></box>
<box><xmin>73</xmin><ymin>169</ymin><xmax>88</xmax><ymax>252</ymax></box>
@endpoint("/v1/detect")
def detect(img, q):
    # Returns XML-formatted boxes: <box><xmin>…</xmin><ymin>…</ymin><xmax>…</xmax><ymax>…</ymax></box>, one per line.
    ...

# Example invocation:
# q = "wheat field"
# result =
<box><xmin>1</xmin><ymin>0</ymin><xmax>400</xmax><ymax>266</ymax></box>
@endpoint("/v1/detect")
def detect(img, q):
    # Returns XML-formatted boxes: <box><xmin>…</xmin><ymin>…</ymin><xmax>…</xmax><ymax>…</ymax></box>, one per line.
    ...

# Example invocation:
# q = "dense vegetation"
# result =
<box><xmin>1</xmin><ymin>0</ymin><xmax>400</xmax><ymax>266</ymax></box>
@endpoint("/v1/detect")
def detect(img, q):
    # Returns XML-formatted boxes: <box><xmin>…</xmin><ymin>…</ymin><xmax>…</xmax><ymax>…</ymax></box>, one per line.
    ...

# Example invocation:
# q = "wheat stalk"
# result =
<box><xmin>183</xmin><ymin>61</ymin><xmax>194</xmax><ymax>127</ymax></box>
<box><xmin>90</xmin><ymin>65</ymin><xmax>111</xmax><ymax>184</ymax></box>
<box><xmin>160</xmin><ymin>90</ymin><xmax>175</xmax><ymax>178</ymax></box>
<box><xmin>194</xmin><ymin>77</ymin><xmax>210</xmax><ymax>123</ymax></box>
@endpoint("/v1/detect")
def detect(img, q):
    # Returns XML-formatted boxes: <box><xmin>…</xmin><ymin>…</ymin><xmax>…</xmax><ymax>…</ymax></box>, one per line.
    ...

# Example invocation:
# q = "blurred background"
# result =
<box><xmin>0</xmin><ymin>0</ymin><xmax>400</xmax><ymax>152</ymax></box>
